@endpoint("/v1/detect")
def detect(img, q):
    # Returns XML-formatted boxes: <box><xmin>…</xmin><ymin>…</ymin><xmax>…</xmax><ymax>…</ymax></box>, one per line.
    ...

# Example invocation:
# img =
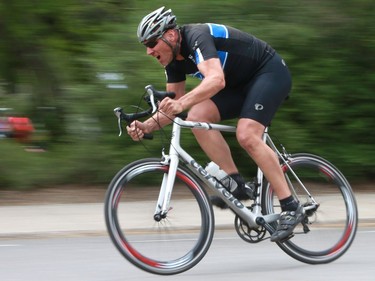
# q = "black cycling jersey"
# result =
<box><xmin>165</xmin><ymin>23</ymin><xmax>291</xmax><ymax>126</ymax></box>
<box><xmin>165</xmin><ymin>23</ymin><xmax>275</xmax><ymax>87</ymax></box>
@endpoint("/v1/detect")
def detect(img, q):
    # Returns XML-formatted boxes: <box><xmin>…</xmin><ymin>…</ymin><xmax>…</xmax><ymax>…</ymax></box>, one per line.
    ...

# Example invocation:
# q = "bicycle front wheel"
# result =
<box><xmin>104</xmin><ymin>158</ymin><xmax>215</xmax><ymax>275</ymax></box>
<box><xmin>262</xmin><ymin>153</ymin><xmax>358</xmax><ymax>264</ymax></box>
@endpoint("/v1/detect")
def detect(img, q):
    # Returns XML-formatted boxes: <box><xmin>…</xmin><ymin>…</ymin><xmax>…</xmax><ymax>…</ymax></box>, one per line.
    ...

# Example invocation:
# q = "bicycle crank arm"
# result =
<box><xmin>255</xmin><ymin>217</ymin><xmax>275</xmax><ymax>235</ymax></box>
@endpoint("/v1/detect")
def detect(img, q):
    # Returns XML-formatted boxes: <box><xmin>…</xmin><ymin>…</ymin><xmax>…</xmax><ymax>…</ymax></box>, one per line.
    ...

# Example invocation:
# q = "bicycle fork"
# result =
<box><xmin>153</xmin><ymin>120</ymin><xmax>186</xmax><ymax>221</ymax></box>
<box><xmin>153</xmin><ymin>152</ymin><xmax>179</xmax><ymax>222</ymax></box>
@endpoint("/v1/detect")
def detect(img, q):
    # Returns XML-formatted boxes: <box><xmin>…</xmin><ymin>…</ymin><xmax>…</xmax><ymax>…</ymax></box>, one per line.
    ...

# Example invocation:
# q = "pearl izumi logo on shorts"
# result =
<box><xmin>255</xmin><ymin>103</ymin><xmax>264</xmax><ymax>111</ymax></box>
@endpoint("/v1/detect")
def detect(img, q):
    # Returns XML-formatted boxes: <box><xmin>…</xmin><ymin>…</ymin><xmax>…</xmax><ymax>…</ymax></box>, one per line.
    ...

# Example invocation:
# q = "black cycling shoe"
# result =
<box><xmin>270</xmin><ymin>205</ymin><xmax>305</xmax><ymax>242</ymax></box>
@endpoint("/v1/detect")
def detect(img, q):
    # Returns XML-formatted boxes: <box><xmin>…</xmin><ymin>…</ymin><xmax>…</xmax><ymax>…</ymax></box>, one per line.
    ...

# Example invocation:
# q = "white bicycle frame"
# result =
<box><xmin>154</xmin><ymin>117</ymin><xmax>282</xmax><ymax>229</ymax></box>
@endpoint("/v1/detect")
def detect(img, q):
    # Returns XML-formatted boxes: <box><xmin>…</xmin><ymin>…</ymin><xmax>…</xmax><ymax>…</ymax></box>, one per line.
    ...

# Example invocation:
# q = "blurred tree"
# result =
<box><xmin>0</xmin><ymin>0</ymin><xmax>132</xmax><ymax>140</ymax></box>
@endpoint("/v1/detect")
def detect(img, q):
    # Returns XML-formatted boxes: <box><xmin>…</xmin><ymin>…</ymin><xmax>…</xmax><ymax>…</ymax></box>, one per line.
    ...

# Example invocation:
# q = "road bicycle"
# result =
<box><xmin>104</xmin><ymin>85</ymin><xmax>358</xmax><ymax>275</ymax></box>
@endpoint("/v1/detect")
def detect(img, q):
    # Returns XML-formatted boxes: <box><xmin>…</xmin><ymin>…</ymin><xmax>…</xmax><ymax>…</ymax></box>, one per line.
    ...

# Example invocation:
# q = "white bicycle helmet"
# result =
<box><xmin>137</xmin><ymin>7</ymin><xmax>177</xmax><ymax>43</ymax></box>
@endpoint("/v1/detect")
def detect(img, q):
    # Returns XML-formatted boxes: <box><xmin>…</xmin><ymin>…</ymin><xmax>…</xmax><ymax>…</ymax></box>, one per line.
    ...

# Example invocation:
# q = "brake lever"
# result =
<box><xmin>113</xmin><ymin>107</ymin><xmax>123</xmax><ymax>136</ymax></box>
<box><xmin>145</xmin><ymin>85</ymin><xmax>158</xmax><ymax>113</ymax></box>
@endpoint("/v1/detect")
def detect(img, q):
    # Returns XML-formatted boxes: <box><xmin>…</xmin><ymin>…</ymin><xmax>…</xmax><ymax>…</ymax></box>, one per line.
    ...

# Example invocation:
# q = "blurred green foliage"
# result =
<box><xmin>0</xmin><ymin>0</ymin><xmax>374</xmax><ymax>189</ymax></box>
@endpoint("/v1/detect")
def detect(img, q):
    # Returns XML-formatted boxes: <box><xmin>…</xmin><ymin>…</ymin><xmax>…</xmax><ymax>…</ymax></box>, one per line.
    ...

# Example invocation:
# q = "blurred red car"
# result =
<box><xmin>0</xmin><ymin>116</ymin><xmax>34</xmax><ymax>142</ymax></box>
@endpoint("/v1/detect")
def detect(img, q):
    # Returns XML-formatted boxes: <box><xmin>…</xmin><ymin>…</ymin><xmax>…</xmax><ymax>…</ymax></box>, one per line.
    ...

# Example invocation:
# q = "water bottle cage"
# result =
<box><xmin>219</xmin><ymin>175</ymin><xmax>238</xmax><ymax>193</ymax></box>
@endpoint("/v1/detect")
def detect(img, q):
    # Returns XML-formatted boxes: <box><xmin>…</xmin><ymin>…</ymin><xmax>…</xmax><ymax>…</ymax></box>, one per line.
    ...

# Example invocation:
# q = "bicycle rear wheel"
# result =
<box><xmin>105</xmin><ymin>158</ymin><xmax>214</xmax><ymax>275</ymax></box>
<box><xmin>262</xmin><ymin>153</ymin><xmax>358</xmax><ymax>264</ymax></box>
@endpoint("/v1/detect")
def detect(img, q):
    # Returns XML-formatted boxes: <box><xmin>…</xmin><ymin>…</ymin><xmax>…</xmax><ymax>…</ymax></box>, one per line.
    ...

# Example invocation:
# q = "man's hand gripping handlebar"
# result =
<box><xmin>113</xmin><ymin>85</ymin><xmax>176</xmax><ymax>139</ymax></box>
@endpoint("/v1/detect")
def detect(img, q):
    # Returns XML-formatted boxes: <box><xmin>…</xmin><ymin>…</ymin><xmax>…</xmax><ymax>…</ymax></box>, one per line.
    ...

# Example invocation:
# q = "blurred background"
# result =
<box><xmin>0</xmin><ymin>0</ymin><xmax>374</xmax><ymax>190</ymax></box>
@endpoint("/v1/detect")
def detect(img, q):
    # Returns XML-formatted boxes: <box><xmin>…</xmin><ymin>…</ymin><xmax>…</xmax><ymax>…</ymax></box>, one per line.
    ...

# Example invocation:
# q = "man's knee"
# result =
<box><xmin>237</xmin><ymin>130</ymin><xmax>257</xmax><ymax>150</ymax></box>
<box><xmin>236</xmin><ymin>120</ymin><xmax>265</xmax><ymax>151</ymax></box>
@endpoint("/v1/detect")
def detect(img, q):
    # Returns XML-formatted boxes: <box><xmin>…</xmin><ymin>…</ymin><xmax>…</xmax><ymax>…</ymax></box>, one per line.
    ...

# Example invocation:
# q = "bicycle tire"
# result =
<box><xmin>104</xmin><ymin>158</ymin><xmax>215</xmax><ymax>275</ymax></box>
<box><xmin>262</xmin><ymin>153</ymin><xmax>358</xmax><ymax>264</ymax></box>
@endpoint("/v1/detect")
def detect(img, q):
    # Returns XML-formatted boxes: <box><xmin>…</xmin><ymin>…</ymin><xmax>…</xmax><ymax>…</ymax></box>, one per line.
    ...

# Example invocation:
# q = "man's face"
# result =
<box><xmin>143</xmin><ymin>32</ymin><xmax>174</xmax><ymax>66</ymax></box>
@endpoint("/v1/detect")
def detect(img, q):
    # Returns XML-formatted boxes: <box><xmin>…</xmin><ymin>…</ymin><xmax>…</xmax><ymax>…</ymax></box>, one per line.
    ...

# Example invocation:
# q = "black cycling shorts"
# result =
<box><xmin>211</xmin><ymin>52</ymin><xmax>292</xmax><ymax>126</ymax></box>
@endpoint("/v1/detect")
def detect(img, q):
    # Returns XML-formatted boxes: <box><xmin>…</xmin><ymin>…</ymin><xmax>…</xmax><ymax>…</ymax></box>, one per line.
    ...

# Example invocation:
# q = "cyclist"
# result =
<box><xmin>127</xmin><ymin>6</ymin><xmax>304</xmax><ymax>242</ymax></box>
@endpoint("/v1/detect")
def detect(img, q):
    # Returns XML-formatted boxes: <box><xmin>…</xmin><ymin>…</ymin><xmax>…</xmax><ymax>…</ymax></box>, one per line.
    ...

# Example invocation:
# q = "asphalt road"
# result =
<box><xmin>1</xmin><ymin>228</ymin><xmax>374</xmax><ymax>281</ymax></box>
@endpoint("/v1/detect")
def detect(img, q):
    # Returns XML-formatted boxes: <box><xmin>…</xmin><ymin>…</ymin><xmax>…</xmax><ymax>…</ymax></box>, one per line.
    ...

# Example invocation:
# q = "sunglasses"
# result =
<box><xmin>143</xmin><ymin>38</ymin><xmax>159</xmax><ymax>48</ymax></box>
<box><xmin>143</xmin><ymin>31</ymin><xmax>167</xmax><ymax>48</ymax></box>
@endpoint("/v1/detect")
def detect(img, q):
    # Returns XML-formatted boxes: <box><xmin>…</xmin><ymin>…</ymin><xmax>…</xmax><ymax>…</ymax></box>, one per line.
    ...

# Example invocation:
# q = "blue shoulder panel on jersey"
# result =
<box><xmin>207</xmin><ymin>23</ymin><xmax>229</xmax><ymax>69</ymax></box>
<box><xmin>191</xmin><ymin>23</ymin><xmax>229</xmax><ymax>80</ymax></box>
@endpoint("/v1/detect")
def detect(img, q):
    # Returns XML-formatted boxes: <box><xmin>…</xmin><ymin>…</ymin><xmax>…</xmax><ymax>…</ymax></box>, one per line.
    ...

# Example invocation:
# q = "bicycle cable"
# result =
<box><xmin>154</xmin><ymin>108</ymin><xmax>188</xmax><ymax>157</ymax></box>
<box><xmin>130</xmin><ymin>90</ymin><xmax>194</xmax><ymax>159</ymax></box>
<box><xmin>131</xmin><ymin>91</ymin><xmax>173</xmax><ymax>155</ymax></box>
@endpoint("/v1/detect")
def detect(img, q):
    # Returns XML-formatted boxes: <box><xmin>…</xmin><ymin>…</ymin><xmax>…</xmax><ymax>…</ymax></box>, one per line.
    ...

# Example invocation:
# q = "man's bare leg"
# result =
<box><xmin>188</xmin><ymin>100</ymin><xmax>238</xmax><ymax>175</ymax></box>
<box><xmin>236</xmin><ymin>118</ymin><xmax>291</xmax><ymax>199</ymax></box>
